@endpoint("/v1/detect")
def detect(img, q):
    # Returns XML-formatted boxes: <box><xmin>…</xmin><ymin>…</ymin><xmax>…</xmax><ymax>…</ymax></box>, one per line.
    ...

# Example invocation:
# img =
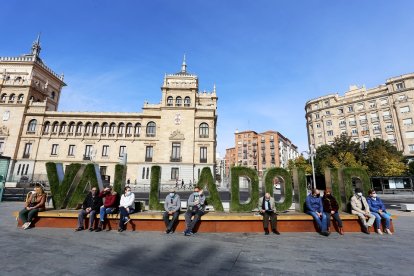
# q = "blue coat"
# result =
<box><xmin>305</xmin><ymin>195</ymin><xmax>323</xmax><ymax>213</ymax></box>
<box><xmin>367</xmin><ymin>196</ymin><xmax>386</xmax><ymax>213</ymax></box>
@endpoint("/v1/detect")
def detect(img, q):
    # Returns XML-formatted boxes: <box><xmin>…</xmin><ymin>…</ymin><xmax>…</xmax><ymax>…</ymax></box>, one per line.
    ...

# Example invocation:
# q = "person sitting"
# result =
<box><xmin>184</xmin><ymin>186</ymin><xmax>205</xmax><ymax>236</ymax></box>
<box><xmin>19</xmin><ymin>183</ymin><xmax>46</xmax><ymax>230</ymax></box>
<box><xmin>367</xmin><ymin>189</ymin><xmax>392</xmax><ymax>235</ymax></box>
<box><xmin>351</xmin><ymin>188</ymin><xmax>375</xmax><ymax>234</ymax></box>
<box><xmin>322</xmin><ymin>189</ymin><xmax>344</xmax><ymax>235</ymax></box>
<box><xmin>118</xmin><ymin>186</ymin><xmax>135</xmax><ymax>232</ymax></box>
<box><xmin>75</xmin><ymin>187</ymin><xmax>103</xmax><ymax>231</ymax></box>
<box><xmin>305</xmin><ymin>189</ymin><xmax>329</xmax><ymax>236</ymax></box>
<box><xmin>163</xmin><ymin>188</ymin><xmax>181</xmax><ymax>234</ymax></box>
<box><xmin>257</xmin><ymin>192</ymin><xmax>280</xmax><ymax>235</ymax></box>
<box><xmin>96</xmin><ymin>186</ymin><xmax>119</xmax><ymax>232</ymax></box>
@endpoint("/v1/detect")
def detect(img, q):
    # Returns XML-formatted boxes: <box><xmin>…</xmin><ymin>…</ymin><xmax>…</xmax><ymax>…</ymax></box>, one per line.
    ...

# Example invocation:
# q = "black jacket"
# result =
<box><xmin>82</xmin><ymin>192</ymin><xmax>103</xmax><ymax>212</ymax></box>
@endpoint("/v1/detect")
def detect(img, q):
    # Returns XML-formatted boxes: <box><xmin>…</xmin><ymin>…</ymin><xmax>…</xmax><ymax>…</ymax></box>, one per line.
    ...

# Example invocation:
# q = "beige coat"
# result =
<box><xmin>351</xmin><ymin>195</ymin><xmax>371</xmax><ymax>215</ymax></box>
<box><xmin>257</xmin><ymin>196</ymin><xmax>276</xmax><ymax>211</ymax></box>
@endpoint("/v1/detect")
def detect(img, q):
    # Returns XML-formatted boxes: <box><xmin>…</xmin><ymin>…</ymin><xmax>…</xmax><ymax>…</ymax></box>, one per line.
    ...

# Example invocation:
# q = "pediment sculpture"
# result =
<box><xmin>169</xmin><ymin>130</ymin><xmax>185</xmax><ymax>140</ymax></box>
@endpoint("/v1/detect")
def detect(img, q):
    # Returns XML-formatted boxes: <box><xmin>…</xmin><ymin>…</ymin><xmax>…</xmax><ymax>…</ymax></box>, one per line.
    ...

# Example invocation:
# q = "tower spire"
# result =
<box><xmin>181</xmin><ymin>54</ymin><xmax>187</xmax><ymax>73</ymax></box>
<box><xmin>31</xmin><ymin>33</ymin><xmax>42</xmax><ymax>57</ymax></box>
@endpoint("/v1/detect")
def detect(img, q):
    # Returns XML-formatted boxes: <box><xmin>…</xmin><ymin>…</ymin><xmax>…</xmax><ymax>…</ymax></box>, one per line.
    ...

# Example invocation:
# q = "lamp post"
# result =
<box><xmin>309</xmin><ymin>145</ymin><xmax>316</xmax><ymax>190</ymax></box>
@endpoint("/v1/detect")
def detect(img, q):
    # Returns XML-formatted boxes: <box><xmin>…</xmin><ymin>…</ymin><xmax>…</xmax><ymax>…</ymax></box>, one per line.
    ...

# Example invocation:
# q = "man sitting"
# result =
<box><xmin>351</xmin><ymin>188</ymin><xmax>375</xmax><ymax>234</ymax></box>
<box><xmin>257</xmin><ymin>192</ymin><xmax>280</xmax><ymax>235</ymax></box>
<box><xmin>305</xmin><ymin>189</ymin><xmax>329</xmax><ymax>236</ymax></box>
<box><xmin>75</xmin><ymin>187</ymin><xmax>103</xmax><ymax>231</ymax></box>
<box><xmin>163</xmin><ymin>188</ymin><xmax>181</xmax><ymax>234</ymax></box>
<box><xmin>184</xmin><ymin>186</ymin><xmax>205</xmax><ymax>236</ymax></box>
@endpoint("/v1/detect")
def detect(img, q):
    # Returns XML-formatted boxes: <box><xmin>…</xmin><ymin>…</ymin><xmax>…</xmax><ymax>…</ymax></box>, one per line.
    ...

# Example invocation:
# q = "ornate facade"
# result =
<box><xmin>0</xmin><ymin>38</ymin><xmax>217</xmax><ymax>185</ymax></box>
<box><xmin>305</xmin><ymin>73</ymin><xmax>414</xmax><ymax>157</ymax></box>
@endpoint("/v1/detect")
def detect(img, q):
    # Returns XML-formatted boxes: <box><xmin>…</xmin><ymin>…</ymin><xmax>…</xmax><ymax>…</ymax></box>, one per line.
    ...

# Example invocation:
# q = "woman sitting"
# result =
<box><xmin>118</xmin><ymin>186</ymin><xmax>135</xmax><ymax>232</ymax></box>
<box><xmin>19</xmin><ymin>183</ymin><xmax>46</xmax><ymax>229</ymax></box>
<box><xmin>367</xmin><ymin>189</ymin><xmax>392</xmax><ymax>235</ymax></box>
<box><xmin>322</xmin><ymin>189</ymin><xmax>344</xmax><ymax>235</ymax></box>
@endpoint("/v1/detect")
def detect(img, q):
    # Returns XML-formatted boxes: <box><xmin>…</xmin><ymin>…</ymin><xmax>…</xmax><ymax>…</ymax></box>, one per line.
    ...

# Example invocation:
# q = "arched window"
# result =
<box><xmin>52</xmin><ymin>121</ymin><xmax>59</xmax><ymax>133</ymax></box>
<box><xmin>126</xmin><ymin>123</ymin><xmax>133</xmax><ymax>136</ymax></box>
<box><xmin>27</xmin><ymin>119</ymin><xmax>37</xmax><ymax>132</ymax></box>
<box><xmin>68</xmin><ymin>122</ymin><xmax>75</xmax><ymax>134</ymax></box>
<box><xmin>184</xmin><ymin>96</ymin><xmax>191</xmax><ymax>107</ymax></box>
<box><xmin>60</xmin><ymin>122</ymin><xmax>67</xmax><ymax>133</ymax></box>
<box><xmin>84</xmin><ymin>122</ymin><xmax>92</xmax><ymax>135</ymax></box>
<box><xmin>9</xmin><ymin>94</ymin><xmax>15</xmax><ymax>102</ymax></box>
<box><xmin>146</xmin><ymin>122</ymin><xmax>156</xmax><ymax>137</ymax></box>
<box><xmin>76</xmin><ymin>122</ymin><xmax>83</xmax><ymax>135</ymax></box>
<box><xmin>18</xmin><ymin>94</ymin><xmax>24</xmax><ymax>103</ymax></box>
<box><xmin>199</xmin><ymin>123</ymin><xmax>209</xmax><ymax>138</ymax></box>
<box><xmin>1</xmin><ymin>94</ymin><xmax>7</xmax><ymax>102</ymax></box>
<box><xmin>92</xmin><ymin>123</ymin><xmax>99</xmax><ymax>135</ymax></box>
<box><xmin>51</xmin><ymin>91</ymin><xmax>56</xmax><ymax>100</ymax></box>
<box><xmin>134</xmin><ymin>123</ymin><xmax>141</xmax><ymax>137</ymax></box>
<box><xmin>43</xmin><ymin>121</ymin><xmax>50</xmax><ymax>134</ymax></box>
<box><xmin>118</xmin><ymin>123</ymin><xmax>125</xmax><ymax>135</ymax></box>
<box><xmin>109</xmin><ymin>123</ymin><xmax>116</xmax><ymax>135</ymax></box>
<box><xmin>167</xmin><ymin>96</ymin><xmax>173</xmax><ymax>106</ymax></box>
<box><xmin>176</xmin><ymin>96</ymin><xmax>182</xmax><ymax>107</ymax></box>
<box><xmin>101</xmin><ymin>123</ymin><xmax>109</xmax><ymax>135</ymax></box>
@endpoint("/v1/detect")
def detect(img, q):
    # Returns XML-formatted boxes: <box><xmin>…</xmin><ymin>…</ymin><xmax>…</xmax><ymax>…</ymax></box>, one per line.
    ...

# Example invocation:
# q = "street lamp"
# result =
<box><xmin>309</xmin><ymin>145</ymin><xmax>316</xmax><ymax>190</ymax></box>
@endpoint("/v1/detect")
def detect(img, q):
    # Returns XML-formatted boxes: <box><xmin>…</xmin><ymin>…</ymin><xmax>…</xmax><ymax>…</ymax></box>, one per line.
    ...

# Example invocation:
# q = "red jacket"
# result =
<box><xmin>99</xmin><ymin>191</ymin><xmax>118</xmax><ymax>208</ymax></box>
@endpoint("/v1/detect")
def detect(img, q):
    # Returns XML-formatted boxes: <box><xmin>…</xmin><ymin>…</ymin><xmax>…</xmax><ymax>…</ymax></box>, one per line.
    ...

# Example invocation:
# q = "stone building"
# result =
<box><xmin>305</xmin><ymin>73</ymin><xmax>414</xmax><ymax>158</ymax></box>
<box><xmin>0</xmin><ymin>38</ymin><xmax>218</xmax><ymax>185</ymax></box>
<box><xmin>224</xmin><ymin>130</ymin><xmax>299</xmax><ymax>178</ymax></box>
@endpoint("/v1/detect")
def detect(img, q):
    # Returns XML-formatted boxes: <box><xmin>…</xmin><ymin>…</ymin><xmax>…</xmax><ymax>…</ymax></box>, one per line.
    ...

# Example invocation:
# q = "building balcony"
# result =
<box><xmin>339</xmin><ymin>123</ymin><xmax>346</xmax><ymax>128</ymax></box>
<box><xmin>200</xmin><ymin>158</ymin><xmax>207</xmax><ymax>163</ymax></box>
<box><xmin>170</xmin><ymin>156</ymin><xmax>182</xmax><ymax>162</ymax></box>
<box><xmin>388</xmin><ymin>139</ymin><xmax>396</xmax><ymax>144</ymax></box>
<box><xmin>361</xmin><ymin>130</ymin><xmax>370</xmax><ymax>136</ymax></box>
<box><xmin>134</xmin><ymin>134</ymin><xmax>140</xmax><ymax>137</ymax></box>
<box><xmin>146</xmin><ymin>133</ymin><xmax>156</xmax><ymax>137</ymax></box>
<box><xmin>349</xmin><ymin>121</ymin><xmax>357</xmax><ymax>126</ymax></box>
<box><xmin>371</xmin><ymin>118</ymin><xmax>379</xmax><ymax>123</ymax></box>
<box><xmin>359</xmin><ymin>119</ymin><xmax>368</xmax><ymax>124</ymax></box>
<box><xmin>145</xmin><ymin>157</ymin><xmax>153</xmax><ymax>162</ymax></box>
<box><xmin>383</xmin><ymin>115</ymin><xmax>392</xmax><ymax>121</ymax></box>
<box><xmin>351</xmin><ymin>132</ymin><xmax>358</xmax><ymax>136</ymax></box>
<box><xmin>83</xmin><ymin>155</ymin><xmax>91</xmax><ymax>161</ymax></box>
<box><xmin>22</xmin><ymin>153</ymin><xmax>30</xmax><ymax>159</ymax></box>
<box><xmin>373</xmin><ymin>129</ymin><xmax>381</xmax><ymax>134</ymax></box>
<box><xmin>385</xmin><ymin>126</ymin><xmax>394</xmax><ymax>132</ymax></box>
<box><xmin>126</xmin><ymin>134</ymin><xmax>132</xmax><ymax>137</ymax></box>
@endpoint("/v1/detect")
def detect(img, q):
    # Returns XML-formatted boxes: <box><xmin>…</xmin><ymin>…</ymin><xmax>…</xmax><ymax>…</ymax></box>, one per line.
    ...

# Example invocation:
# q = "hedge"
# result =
<box><xmin>341</xmin><ymin>167</ymin><xmax>371</xmax><ymax>212</ymax></box>
<box><xmin>230</xmin><ymin>166</ymin><xmax>259</xmax><ymax>212</ymax></box>
<box><xmin>264</xmin><ymin>167</ymin><xmax>293</xmax><ymax>212</ymax></box>
<box><xmin>67</xmin><ymin>163</ymin><xmax>99</xmax><ymax>209</ymax></box>
<box><xmin>114</xmin><ymin>164</ymin><xmax>127</xmax><ymax>195</ymax></box>
<box><xmin>46</xmin><ymin>162</ymin><xmax>82</xmax><ymax>209</ymax></box>
<box><xmin>197</xmin><ymin>167</ymin><xmax>224</xmax><ymax>212</ymax></box>
<box><xmin>149</xmin><ymin>165</ymin><xmax>163</xmax><ymax>210</ymax></box>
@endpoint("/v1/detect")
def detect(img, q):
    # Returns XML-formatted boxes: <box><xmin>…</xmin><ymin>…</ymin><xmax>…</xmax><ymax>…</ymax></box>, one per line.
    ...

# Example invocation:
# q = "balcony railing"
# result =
<box><xmin>359</xmin><ymin>119</ymin><xmax>368</xmax><ymax>124</ymax></box>
<box><xmin>349</xmin><ymin>121</ymin><xmax>356</xmax><ymax>126</ymax></box>
<box><xmin>83</xmin><ymin>155</ymin><xmax>91</xmax><ymax>160</ymax></box>
<box><xmin>145</xmin><ymin>157</ymin><xmax>153</xmax><ymax>162</ymax></box>
<box><xmin>383</xmin><ymin>115</ymin><xmax>392</xmax><ymax>120</ymax></box>
<box><xmin>22</xmin><ymin>153</ymin><xmax>30</xmax><ymax>158</ymax></box>
<box><xmin>371</xmin><ymin>117</ymin><xmax>379</xmax><ymax>123</ymax></box>
<box><xmin>361</xmin><ymin>130</ymin><xmax>370</xmax><ymax>136</ymax></box>
<box><xmin>170</xmin><ymin>156</ymin><xmax>182</xmax><ymax>162</ymax></box>
<box><xmin>373</xmin><ymin>129</ymin><xmax>381</xmax><ymax>134</ymax></box>
<box><xmin>200</xmin><ymin>158</ymin><xmax>207</xmax><ymax>163</ymax></box>
<box><xmin>339</xmin><ymin>123</ymin><xmax>346</xmax><ymax>128</ymax></box>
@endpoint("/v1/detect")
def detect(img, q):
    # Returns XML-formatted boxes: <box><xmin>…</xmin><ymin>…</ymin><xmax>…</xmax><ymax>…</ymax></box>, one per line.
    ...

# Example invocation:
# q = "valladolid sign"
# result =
<box><xmin>46</xmin><ymin>162</ymin><xmax>370</xmax><ymax>212</ymax></box>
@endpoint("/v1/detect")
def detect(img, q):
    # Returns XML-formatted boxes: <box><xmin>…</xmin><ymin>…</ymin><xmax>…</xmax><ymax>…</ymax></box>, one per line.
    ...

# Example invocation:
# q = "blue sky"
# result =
<box><xmin>2</xmin><ymin>1</ymin><xmax>414</xmax><ymax>156</ymax></box>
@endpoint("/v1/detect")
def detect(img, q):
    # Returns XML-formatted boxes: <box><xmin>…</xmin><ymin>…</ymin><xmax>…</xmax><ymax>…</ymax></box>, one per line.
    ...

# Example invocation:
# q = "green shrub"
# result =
<box><xmin>341</xmin><ymin>167</ymin><xmax>371</xmax><ymax>212</ymax></box>
<box><xmin>149</xmin><ymin>166</ymin><xmax>163</xmax><ymax>210</ymax></box>
<box><xmin>67</xmin><ymin>164</ymin><xmax>99</xmax><ymax>209</ymax></box>
<box><xmin>114</xmin><ymin>164</ymin><xmax>127</xmax><ymax>195</ymax></box>
<box><xmin>197</xmin><ymin>167</ymin><xmax>224</xmax><ymax>212</ymax></box>
<box><xmin>230</xmin><ymin>166</ymin><xmax>259</xmax><ymax>212</ymax></box>
<box><xmin>292</xmin><ymin>167</ymin><xmax>307</xmax><ymax>212</ymax></box>
<box><xmin>264</xmin><ymin>167</ymin><xmax>293</xmax><ymax>211</ymax></box>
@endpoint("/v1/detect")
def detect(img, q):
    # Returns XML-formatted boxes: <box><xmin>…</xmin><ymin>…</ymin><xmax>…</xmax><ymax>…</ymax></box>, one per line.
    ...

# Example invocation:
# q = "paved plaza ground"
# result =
<box><xmin>1</xmin><ymin>201</ymin><xmax>414</xmax><ymax>276</ymax></box>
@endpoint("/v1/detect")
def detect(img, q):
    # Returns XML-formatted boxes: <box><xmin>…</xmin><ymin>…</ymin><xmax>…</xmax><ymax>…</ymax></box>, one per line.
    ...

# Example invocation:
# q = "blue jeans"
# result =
<box><xmin>99</xmin><ymin>206</ymin><xmax>116</xmax><ymax>222</ymax></box>
<box><xmin>372</xmin><ymin>211</ymin><xmax>391</xmax><ymax>230</ymax></box>
<box><xmin>306</xmin><ymin>211</ymin><xmax>328</xmax><ymax>232</ymax></box>
<box><xmin>119</xmin><ymin>207</ymin><xmax>134</xmax><ymax>229</ymax></box>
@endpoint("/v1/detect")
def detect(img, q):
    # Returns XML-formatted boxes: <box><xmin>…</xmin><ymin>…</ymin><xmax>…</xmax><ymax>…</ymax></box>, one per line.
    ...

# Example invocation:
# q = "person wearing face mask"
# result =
<box><xmin>163</xmin><ymin>187</ymin><xmax>181</xmax><ymax>234</ymax></box>
<box><xmin>96</xmin><ymin>186</ymin><xmax>119</xmax><ymax>232</ymax></box>
<box><xmin>184</xmin><ymin>186</ymin><xmax>205</xmax><ymax>236</ymax></box>
<box><xmin>118</xmin><ymin>186</ymin><xmax>135</xmax><ymax>232</ymax></box>
<box><xmin>367</xmin><ymin>189</ymin><xmax>392</xmax><ymax>235</ymax></box>
<box><xmin>257</xmin><ymin>192</ymin><xmax>280</xmax><ymax>235</ymax></box>
<box><xmin>19</xmin><ymin>183</ymin><xmax>46</xmax><ymax>230</ymax></box>
<box><xmin>351</xmin><ymin>188</ymin><xmax>375</xmax><ymax>234</ymax></box>
<box><xmin>322</xmin><ymin>189</ymin><xmax>344</xmax><ymax>235</ymax></box>
<box><xmin>75</xmin><ymin>187</ymin><xmax>103</xmax><ymax>232</ymax></box>
<box><xmin>305</xmin><ymin>189</ymin><xmax>329</xmax><ymax>236</ymax></box>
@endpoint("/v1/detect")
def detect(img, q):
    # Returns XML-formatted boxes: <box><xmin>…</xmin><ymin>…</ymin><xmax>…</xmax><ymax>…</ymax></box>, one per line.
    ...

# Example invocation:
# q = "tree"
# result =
<box><xmin>288</xmin><ymin>155</ymin><xmax>312</xmax><ymax>174</ymax></box>
<box><xmin>408</xmin><ymin>161</ymin><xmax>414</xmax><ymax>175</ymax></box>
<box><xmin>314</xmin><ymin>144</ymin><xmax>334</xmax><ymax>175</ymax></box>
<box><xmin>331</xmin><ymin>133</ymin><xmax>362</xmax><ymax>165</ymax></box>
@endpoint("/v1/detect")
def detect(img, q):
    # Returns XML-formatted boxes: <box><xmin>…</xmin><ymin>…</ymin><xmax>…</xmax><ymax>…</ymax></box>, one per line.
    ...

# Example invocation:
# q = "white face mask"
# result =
<box><xmin>357</xmin><ymin>192</ymin><xmax>362</xmax><ymax>197</ymax></box>
<box><xmin>372</xmin><ymin>194</ymin><xmax>377</xmax><ymax>198</ymax></box>
<box><xmin>169</xmin><ymin>193</ymin><xmax>175</xmax><ymax>197</ymax></box>
<box><xmin>125</xmin><ymin>191</ymin><xmax>131</xmax><ymax>196</ymax></box>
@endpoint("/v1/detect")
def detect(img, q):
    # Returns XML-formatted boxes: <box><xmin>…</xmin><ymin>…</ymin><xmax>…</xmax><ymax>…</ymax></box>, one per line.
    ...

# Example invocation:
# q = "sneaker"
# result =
<box><xmin>184</xmin><ymin>230</ymin><xmax>192</xmax><ymax>236</ymax></box>
<box><xmin>21</xmin><ymin>222</ymin><xmax>29</xmax><ymax>229</ymax></box>
<box><xmin>272</xmin><ymin>230</ymin><xmax>281</xmax><ymax>235</ymax></box>
<box><xmin>124</xmin><ymin>218</ymin><xmax>131</xmax><ymax>225</ymax></box>
<box><xmin>362</xmin><ymin>226</ymin><xmax>370</xmax><ymax>235</ymax></box>
<box><xmin>118</xmin><ymin>228</ymin><xmax>124</xmax><ymax>232</ymax></box>
<box><xmin>385</xmin><ymin>229</ymin><xmax>393</xmax><ymax>235</ymax></box>
<box><xmin>376</xmin><ymin>229</ymin><xmax>383</xmax><ymax>235</ymax></box>
<box><xmin>75</xmin><ymin>227</ymin><xmax>84</xmax><ymax>232</ymax></box>
<box><xmin>23</xmin><ymin>222</ymin><xmax>31</xmax><ymax>230</ymax></box>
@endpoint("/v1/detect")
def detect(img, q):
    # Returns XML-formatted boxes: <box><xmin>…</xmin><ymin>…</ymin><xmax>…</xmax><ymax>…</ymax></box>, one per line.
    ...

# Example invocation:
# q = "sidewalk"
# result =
<box><xmin>2</xmin><ymin>201</ymin><xmax>414</xmax><ymax>276</ymax></box>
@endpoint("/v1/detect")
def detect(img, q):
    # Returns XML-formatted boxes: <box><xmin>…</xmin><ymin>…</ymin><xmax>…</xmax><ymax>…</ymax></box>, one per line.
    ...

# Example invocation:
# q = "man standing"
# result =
<box><xmin>184</xmin><ymin>187</ymin><xmax>205</xmax><ymax>236</ymax></box>
<box><xmin>351</xmin><ymin>188</ymin><xmax>375</xmax><ymax>234</ymax></box>
<box><xmin>75</xmin><ymin>187</ymin><xmax>103</xmax><ymax>231</ymax></box>
<box><xmin>305</xmin><ymin>189</ymin><xmax>329</xmax><ymax>236</ymax></box>
<box><xmin>258</xmin><ymin>192</ymin><xmax>280</xmax><ymax>235</ymax></box>
<box><xmin>163</xmin><ymin>188</ymin><xmax>181</xmax><ymax>234</ymax></box>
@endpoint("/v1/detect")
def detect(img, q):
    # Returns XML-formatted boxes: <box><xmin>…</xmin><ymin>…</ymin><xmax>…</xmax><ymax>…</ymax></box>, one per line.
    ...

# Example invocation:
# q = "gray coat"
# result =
<box><xmin>187</xmin><ymin>193</ymin><xmax>205</xmax><ymax>212</ymax></box>
<box><xmin>164</xmin><ymin>194</ymin><xmax>181</xmax><ymax>212</ymax></box>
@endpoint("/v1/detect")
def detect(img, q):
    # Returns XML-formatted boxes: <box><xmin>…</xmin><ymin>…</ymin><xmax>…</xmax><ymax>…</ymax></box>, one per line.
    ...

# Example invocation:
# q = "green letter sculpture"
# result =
<box><xmin>230</xmin><ymin>167</ymin><xmax>259</xmax><ymax>212</ymax></box>
<box><xmin>264</xmin><ymin>167</ymin><xmax>293</xmax><ymax>211</ymax></box>
<box><xmin>197</xmin><ymin>167</ymin><xmax>224</xmax><ymax>212</ymax></box>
